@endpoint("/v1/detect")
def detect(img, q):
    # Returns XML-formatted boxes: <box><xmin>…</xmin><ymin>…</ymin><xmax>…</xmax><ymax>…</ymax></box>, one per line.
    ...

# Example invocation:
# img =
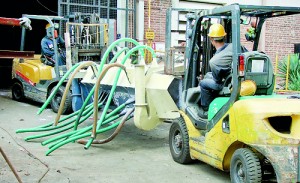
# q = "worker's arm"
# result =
<box><xmin>0</xmin><ymin>17</ymin><xmax>31</xmax><ymax>30</ymax></box>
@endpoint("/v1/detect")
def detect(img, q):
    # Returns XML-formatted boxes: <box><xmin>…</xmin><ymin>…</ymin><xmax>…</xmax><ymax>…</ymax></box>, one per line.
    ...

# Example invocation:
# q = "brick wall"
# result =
<box><xmin>240</xmin><ymin>24</ymin><xmax>254</xmax><ymax>51</ymax></box>
<box><xmin>144</xmin><ymin>0</ymin><xmax>171</xmax><ymax>43</ymax></box>
<box><xmin>240</xmin><ymin>15</ymin><xmax>300</xmax><ymax>65</ymax></box>
<box><xmin>265</xmin><ymin>15</ymin><xmax>300</xmax><ymax>63</ymax></box>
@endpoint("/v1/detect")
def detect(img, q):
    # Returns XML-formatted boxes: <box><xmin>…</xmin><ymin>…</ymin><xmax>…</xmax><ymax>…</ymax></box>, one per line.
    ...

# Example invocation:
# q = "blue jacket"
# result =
<box><xmin>41</xmin><ymin>36</ymin><xmax>65</xmax><ymax>57</ymax></box>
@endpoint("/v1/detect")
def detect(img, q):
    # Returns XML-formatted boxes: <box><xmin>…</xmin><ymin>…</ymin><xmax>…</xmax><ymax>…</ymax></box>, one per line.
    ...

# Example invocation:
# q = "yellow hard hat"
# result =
<box><xmin>45</xmin><ymin>23</ymin><xmax>51</xmax><ymax>29</ymax></box>
<box><xmin>240</xmin><ymin>80</ymin><xmax>257</xmax><ymax>96</ymax></box>
<box><xmin>207</xmin><ymin>23</ymin><xmax>227</xmax><ymax>38</ymax></box>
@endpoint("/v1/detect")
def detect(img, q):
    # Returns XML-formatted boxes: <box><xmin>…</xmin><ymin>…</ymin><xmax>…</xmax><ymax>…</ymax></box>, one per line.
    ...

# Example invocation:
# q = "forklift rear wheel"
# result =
<box><xmin>230</xmin><ymin>148</ymin><xmax>262</xmax><ymax>183</ymax></box>
<box><xmin>169</xmin><ymin>117</ymin><xmax>193</xmax><ymax>164</ymax></box>
<box><xmin>50</xmin><ymin>86</ymin><xmax>72</xmax><ymax>115</ymax></box>
<box><xmin>12</xmin><ymin>82</ymin><xmax>24</xmax><ymax>101</ymax></box>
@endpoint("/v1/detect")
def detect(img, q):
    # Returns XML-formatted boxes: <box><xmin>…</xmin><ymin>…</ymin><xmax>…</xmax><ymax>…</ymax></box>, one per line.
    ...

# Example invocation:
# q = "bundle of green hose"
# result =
<box><xmin>15</xmin><ymin>38</ymin><xmax>156</xmax><ymax>156</ymax></box>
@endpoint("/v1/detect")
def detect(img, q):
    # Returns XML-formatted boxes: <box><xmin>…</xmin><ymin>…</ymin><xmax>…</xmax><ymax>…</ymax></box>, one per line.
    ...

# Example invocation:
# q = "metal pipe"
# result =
<box><xmin>274</xmin><ymin>52</ymin><xmax>279</xmax><ymax>91</ymax></box>
<box><xmin>0</xmin><ymin>147</ymin><xmax>23</xmax><ymax>183</ymax></box>
<box><xmin>285</xmin><ymin>54</ymin><xmax>290</xmax><ymax>90</ymax></box>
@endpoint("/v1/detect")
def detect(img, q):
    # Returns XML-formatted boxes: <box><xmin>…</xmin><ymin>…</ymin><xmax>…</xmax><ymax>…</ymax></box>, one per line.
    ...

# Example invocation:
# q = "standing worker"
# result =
<box><xmin>41</xmin><ymin>23</ymin><xmax>66</xmax><ymax>66</ymax></box>
<box><xmin>198</xmin><ymin>23</ymin><xmax>233</xmax><ymax>119</ymax></box>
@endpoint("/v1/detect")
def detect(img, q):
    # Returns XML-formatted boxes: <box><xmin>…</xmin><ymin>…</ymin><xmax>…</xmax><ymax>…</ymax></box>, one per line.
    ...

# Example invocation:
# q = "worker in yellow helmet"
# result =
<box><xmin>41</xmin><ymin>23</ymin><xmax>66</xmax><ymax>66</ymax></box>
<box><xmin>198</xmin><ymin>23</ymin><xmax>247</xmax><ymax>119</ymax></box>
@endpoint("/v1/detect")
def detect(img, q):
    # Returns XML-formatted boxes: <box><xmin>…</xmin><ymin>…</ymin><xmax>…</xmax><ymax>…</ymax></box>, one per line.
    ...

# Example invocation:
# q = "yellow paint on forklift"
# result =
<box><xmin>15</xmin><ymin>57</ymin><xmax>53</xmax><ymax>83</ymax></box>
<box><xmin>233</xmin><ymin>98</ymin><xmax>300</xmax><ymax>144</ymax></box>
<box><xmin>181</xmin><ymin>97</ymin><xmax>300</xmax><ymax>171</ymax></box>
<box><xmin>16</xmin><ymin>62</ymin><xmax>40</xmax><ymax>83</ymax></box>
<box><xmin>187</xmin><ymin>108</ymin><xmax>238</xmax><ymax>170</ymax></box>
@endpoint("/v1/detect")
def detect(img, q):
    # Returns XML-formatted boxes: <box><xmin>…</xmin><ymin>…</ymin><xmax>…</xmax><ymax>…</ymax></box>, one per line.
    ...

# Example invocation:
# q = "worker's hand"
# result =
<box><xmin>19</xmin><ymin>17</ymin><xmax>32</xmax><ymax>30</ymax></box>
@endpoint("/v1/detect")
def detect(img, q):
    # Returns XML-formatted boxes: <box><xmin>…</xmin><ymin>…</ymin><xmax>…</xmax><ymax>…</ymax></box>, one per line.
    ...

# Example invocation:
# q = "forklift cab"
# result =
<box><xmin>170</xmin><ymin>4</ymin><xmax>300</xmax><ymax>183</ymax></box>
<box><xmin>181</xmin><ymin>4</ymin><xmax>286</xmax><ymax>130</ymax></box>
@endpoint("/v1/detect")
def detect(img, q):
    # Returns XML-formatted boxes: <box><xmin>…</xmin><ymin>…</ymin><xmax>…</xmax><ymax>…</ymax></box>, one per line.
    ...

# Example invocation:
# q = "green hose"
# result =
<box><xmin>24</xmin><ymin>107</ymin><xmax>94</xmax><ymax>141</ymax></box>
<box><xmin>16</xmin><ymin>103</ymin><xmax>95</xmax><ymax>133</ymax></box>
<box><xmin>17</xmin><ymin>38</ymin><xmax>156</xmax><ymax>155</ymax></box>
<box><xmin>45</xmin><ymin>117</ymin><xmax>125</xmax><ymax>156</ymax></box>
<box><xmin>23</xmin><ymin>99</ymin><xmax>106</xmax><ymax>141</ymax></box>
<box><xmin>37</xmin><ymin>62</ymin><xmax>81</xmax><ymax>115</ymax></box>
<box><xmin>84</xmin><ymin>45</ymin><xmax>156</xmax><ymax>149</ymax></box>
<box><xmin>43</xmin><ymin>99</ymin><xmax>127</xmax><ymax>152</ymax></box>
<box><xmin>41</xmin><ymin>100</ymin><xmax>126</xmax><ymax>148</ymax></box>
<box><xmin>96</xmin><ymin>44</ymin><xmax>156</xmax><ymax>130</ymax></box>
<box><xmin>109</xmin><ymin>47</ymin><xmax>130</xmax><ymax>64</ymax></box>
<box><xmin>73</xmin><ymin>38</ymin><xmax>140</xmax><ymax>130</ymax></box>
<box><xmin>45</xmin><ymin>114</ymin><xmax>120</xmax><ymax>148</ymax></box>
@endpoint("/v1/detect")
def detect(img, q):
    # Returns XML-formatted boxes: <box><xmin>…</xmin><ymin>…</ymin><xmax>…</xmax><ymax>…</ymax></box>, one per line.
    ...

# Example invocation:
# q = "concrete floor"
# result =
<box><xmin>0</xmin><ymin>89</ymin><xmax>231</xmax><ymax>183</ymax></box>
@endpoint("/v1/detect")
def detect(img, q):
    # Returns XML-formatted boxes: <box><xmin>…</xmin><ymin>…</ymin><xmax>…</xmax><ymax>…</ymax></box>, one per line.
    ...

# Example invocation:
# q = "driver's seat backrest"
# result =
<box><xmin>243</xmin><ymin>51</ymin><xmax>274</xmax><ymax>95</ymax></box>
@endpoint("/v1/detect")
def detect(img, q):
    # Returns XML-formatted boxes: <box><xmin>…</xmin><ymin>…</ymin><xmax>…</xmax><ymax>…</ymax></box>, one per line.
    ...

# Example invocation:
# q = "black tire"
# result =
<box><xmin>169</xmin><ymin>117</ymin><xmax>193</xmax><ymax>164</ymax></box>
<box><xmin>230</xmin><ymin>148</ymin><xmax>262</xmax><ymax>183</ymax></box>
<box><xmin>50</xmin><ymin>86</ymin><xmax>72</xmax><ymax>115</ymax></box>
<box><xmin>12</xmin><ymin>81</ymin><xmax>24</xmax><ymax>101</ymax></box>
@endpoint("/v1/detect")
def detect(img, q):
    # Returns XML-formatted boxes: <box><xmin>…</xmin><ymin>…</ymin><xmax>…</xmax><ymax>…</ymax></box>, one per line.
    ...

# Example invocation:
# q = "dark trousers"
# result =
<box><xmin>199</xmin><ymin>77</ymin><xmax>223</xmax><ymax>109</ymax></box>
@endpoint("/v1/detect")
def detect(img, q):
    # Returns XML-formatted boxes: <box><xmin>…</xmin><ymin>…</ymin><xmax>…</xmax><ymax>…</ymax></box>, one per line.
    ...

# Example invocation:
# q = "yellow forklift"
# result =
<box><xmin>169</xmin><ymin>4</ymin><xmax>300</xmax><ymax>183</ymax></box>
<box><xmin>11</xmin><ymin>13</ymin><xmax>107</xmax><ymax>114</ymax></box>
<box><xmin>11</xmin><ymin>15</ymin><xmax>73</xmax><ymax>114</ymax></box>
<box><xmin>11</xmin><ymin>5</ymin><xmax>300</xmax><ymax>182</ymax></box>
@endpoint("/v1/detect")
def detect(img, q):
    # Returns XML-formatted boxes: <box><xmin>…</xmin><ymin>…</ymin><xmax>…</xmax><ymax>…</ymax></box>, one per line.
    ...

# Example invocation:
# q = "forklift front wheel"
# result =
<box><xmin>230</xmin><ymin>148</ymin><xmax>262</xmax><ymax>183</ymax></box>
<box><xmin>12</xmin><ymin>81</ymin><xmax>24</xmax><ymax>101</ymax></box>
<box><xmin>169</xmin><ymin>117</ymin><xmax>193</xmax><ymax>164</ymax></box>
<box><xmin>50</xmin><ymin>86</ymin><xmax>72</xmax><ymax>115</ymax></box>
